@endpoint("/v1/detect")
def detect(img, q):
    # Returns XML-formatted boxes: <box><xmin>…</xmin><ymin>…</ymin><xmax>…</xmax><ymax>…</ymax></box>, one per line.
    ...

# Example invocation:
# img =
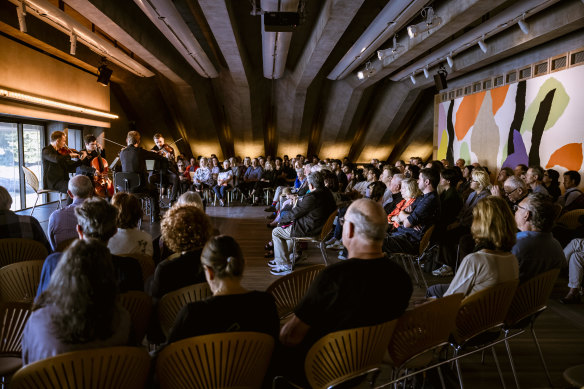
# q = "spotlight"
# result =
<box><xmin>410</xmin><ymin>74</ymin><xmax>416</xmax><ymax>85</ymax></box>
<box><xmin>377</xmin><ymin>35</ymin><xmax>404</xmax><ymax>61</ymax></box>
<box><xmin>446</xmin><ymin>55</ymin><xmax>454</xmax><ymax>68</ymax></box>
<box><xmin>423</xmin><ymin>67</ymin><xmax>429</xmax><ymax>78</ymax></box>
<box><xmin>478</xmin><ymin>37</ymin><xmax>487</xmax><ymax>53</ymax></box>
<box><xmin>70</xmin><ymin>33</ymin><xmax>77</xmax><ymax>56</ymax></box>
<box><xmin>97</xmin><ymin>64</ymin><xmax>113</xmax><ymax>86</ymax></box>
<box><xmin>518</xmin><ymin>14</ymin><xmax>529</xmax><ymax>35</ymax></box>
<box><xmin>434</xmin><ymin>65</ymin><xmax>448</xmax><ymax>90</ymax></box>
<box><xmin>407</xmin><ymin>7</ymin><xmax>442</xmax><ymax>39</ymax></box>
<box><xmin>357</xmin><ymin>61</ymin><xmax>376</xmax><ymax>80</ymax></box>
<box><xmin>17</xmin><ymin>1</ymin><xmax>27</xmax><ymax>33</ymax></box>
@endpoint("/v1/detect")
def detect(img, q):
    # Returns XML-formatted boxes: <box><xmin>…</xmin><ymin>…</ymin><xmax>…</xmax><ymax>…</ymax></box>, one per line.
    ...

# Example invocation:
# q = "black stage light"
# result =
<box><xmin>97</xmin><ymin>65</ymin><xmax>113</xmax><ymax>86</ymax></box>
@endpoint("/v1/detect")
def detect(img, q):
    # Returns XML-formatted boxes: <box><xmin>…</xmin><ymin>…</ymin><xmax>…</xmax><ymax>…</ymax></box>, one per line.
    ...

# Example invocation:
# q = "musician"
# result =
<box><xmin>119</xmin><ymin>131</ymin><xmax>164</xmax><ymax>222</ymax></box>
<box><xmin>149</xmin><ymin>133</ymin><xmax>180</xmax><ymax>203</ymax></box>
<box><xmin>76</xmin><ymin>134</ymin><xmax>106</xmax><ymax>178</ymax></box>
<box><xmin>42</xmin><ymin>131</ymin><xmax>86</xmax><ymax>203</ymax></box>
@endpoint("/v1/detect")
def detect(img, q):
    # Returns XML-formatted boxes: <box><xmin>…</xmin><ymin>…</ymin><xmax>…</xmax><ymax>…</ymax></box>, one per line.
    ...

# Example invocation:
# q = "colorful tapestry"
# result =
<box><xmin>436</xmin><ymin>65</ymin><xmax>584</xmax><ymax>174</ymax></box>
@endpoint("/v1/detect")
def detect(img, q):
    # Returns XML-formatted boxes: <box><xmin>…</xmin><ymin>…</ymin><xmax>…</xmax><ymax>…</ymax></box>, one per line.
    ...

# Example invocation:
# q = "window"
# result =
<box><xmin>0</xmin><ymin>122</ymin><xmax>19</xmax><ymax>210</ymax></box>
<box><xmin>67</xmin><ymin>127</ymin><xmax>83</xmax><ymax>151</ymax></box>
<box><xmin>23</xmin><ymin>124</ymin><xmax>44</xmax><ymax>208</ymax></box>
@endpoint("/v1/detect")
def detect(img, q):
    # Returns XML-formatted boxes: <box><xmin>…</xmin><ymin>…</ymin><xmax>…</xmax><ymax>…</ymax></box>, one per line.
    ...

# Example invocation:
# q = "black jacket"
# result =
<box><xmin>280</xmin><ymin>188</ymin><xmax>336</xmax><ymax>238</ymax></box>
<box><xmin>119</xmin><ymin>144</ymin><xmax>164</xmax><ymax>187</ymax></box>
<box><xmin>41</xmin><ymin>145</ymin><xmax>82</xmax><ymax>190</ymax></box>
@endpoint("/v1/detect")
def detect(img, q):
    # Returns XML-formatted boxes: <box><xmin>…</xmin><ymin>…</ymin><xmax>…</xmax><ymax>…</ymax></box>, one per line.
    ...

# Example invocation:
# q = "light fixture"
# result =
<box><xmin>407</xmin><ymin>7</ymin><xmax>442</xmax><ymax>39</ymax></box>
<box><xmin>518</xmin><ymin>13</ymin><xmax>529</xmax><ymax>34</ymax></box>
<box><xmin>97</xmin><ymin>59</ymin><xmax>113</xmax><ymax>86</ymax></box>
<box><xmin>446</xmin><ymin>54</ymin><xmax>454</xmax><ymax>68</ymax></box>
<box><xmin>0</xmin><ymin>88</ymin><xmax>119</xmax><ymax>119</ymax></box>
<box><xmin>17</xmin><ymin>0</ymin><xmax>27</xmax><ymax>33</ymax></box>
<box><xmin>478</xmin><ymin>36</ymin><xmax>487</xmax><ymax>53</ymax></box>
<box><xmin>377</xmin><ymin>35</ymin><xmax>405</xmax><ymax>61</ymax></box>
<box><xmin>410</xmin><ymin>74</ymin><xmax>416</xmax><ymax>85</ymax></box>
<box><xmin>357</xmin><ymin>61</ymin><xmax>376</xmax><ymax>80</ymax></box>
<box><xmin>423</xmin><ymin>67</ymin><xmax>429</xmax><ymax>78</ymax></box>
<box><xmin>69</xmin><ymin>32</ymin><xmax>77</xmax><ymax>55</ymax></box>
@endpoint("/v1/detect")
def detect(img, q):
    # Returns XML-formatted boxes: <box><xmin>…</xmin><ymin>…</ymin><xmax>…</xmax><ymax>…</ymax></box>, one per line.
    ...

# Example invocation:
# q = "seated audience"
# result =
<box><xmin>212</xmin><ymin>160</ymin><xmax>234</xmax><ymax>206</ymax></box>
<box><xmin>387</xmin><ymin>178</ymin><xmax>420</xmax><ymax>230</ymax></box>
<box><xmin>108</xmin><ymin>192</ymin><xmax>153</xmax><ymax>257</ymax></box>
<box><xmin>192</xmin><ymin>157</ymin><xmax>214</xmax><ymax>192</ymax></box>
<box><xmin>512</xmin><ymin>193</ymin><xmax>564</xmax><ymax>283</ymax></box>
<box><xmin>543</xmin><ymin>168</ymin><xmax>561</xmax><ymax>202</ymax></box>
<box><xmin>457</xmin><ymin>165</ymin><xmax>474</xmax><ymax>201</ymax></box>
<box><xmin>514</xmin><ymin>164</ymin><xmax>528</xmax><ymax>181</ymax></box>
<box><xmin>167</xmin><ymin>235</ymin><xmax>279</xmax><ymax>343</ymax></box>
<box><xmin>558</xmin><ymin>170</ymin><xmax>584</xmax><ymax>214</ymax></box>
<box><xmin>383</xmin><ymin>174</ymin><xmax>404</xmax><ymax>214</ymax></box>
<box><xmin>496</xmin><ymin>167</ymin><xmax>514</xmax><ymax>190</ymax></box>
<box><xmin>561</xmin><ymin>238</ymin><xmax>584</xmax><ymax>304</ymax></box>
<box><xmin>237</xmin><ymin>158</ymin><xmax>263</xmax><ymax>199</ymax></box>
<box><xmin>427</xmin><ymin>196</ymin><xmax>519</xmax><ymax>298</ymax></box>
<box><xmin>279</xmin><ymin>199</ymin><xmax>412</xmax><ymax>382</ymax></box>
<box><xmin>149</xmin><ymin>205</ymin><xmax>213</xmax><ymax>298</ymax></box>
<box><xmin>23</xmin><ymin>239</ymin><xmax>131</xmax><ymax>365</ymax></box>
<box><xmin>367</xmin><ymin>181</ymin><xmax>386</xmax><ymax>204</ymax></box>
<box><xmin>525</xmin><ymin>166</ymin><xmax>549</xmax><ymax>196</ymax></box>
<box><xmin>37</xmin><ymin>198</ymin><xmax>143</xmax><ymax>297</ymax></box>
<box><xmin>492</xmin><ymin>175</ymin><xmax>528</xmax><ymax>209</ymax></box>
<box><xmin>47</xmin><ymin>175</ymin><xmax>93</xmax><ymax>252</ymax></box>
<box><xmin>0</xmin><ymin>185</ymin><xmax>51</xmax><ymax>253</ymax></box>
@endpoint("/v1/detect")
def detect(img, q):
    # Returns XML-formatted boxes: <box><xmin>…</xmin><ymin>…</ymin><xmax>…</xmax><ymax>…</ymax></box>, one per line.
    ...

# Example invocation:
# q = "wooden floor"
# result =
<box><xmin>23</xmin><ymin>201</ymin><xmax>584</xmax><ymax>389</ymax></box>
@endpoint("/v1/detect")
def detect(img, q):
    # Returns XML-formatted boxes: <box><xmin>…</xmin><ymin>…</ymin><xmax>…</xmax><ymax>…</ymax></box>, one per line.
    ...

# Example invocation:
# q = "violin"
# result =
<box><xmin>58</xmin><ymin>145</ymin><xmax>85</xmax><ymax>159</ymax></box>
<box><xmin>157</xmin><ymin>144</ymin><xmax>175</xmax><ymax>160</ymax></box>
<box><xmin>90</xmin><ymin>147</ymin><xmax>114</xmax><ymax>198</ymax></box>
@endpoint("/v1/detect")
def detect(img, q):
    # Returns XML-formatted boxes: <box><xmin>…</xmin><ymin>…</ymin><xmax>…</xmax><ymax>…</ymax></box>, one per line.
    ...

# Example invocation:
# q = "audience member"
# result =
<box><xmin>458</xmin><ymin>165</ymin><xmax>474</xmax><ymax>201</ymax></box>
<box><xmin>387</xmin><ymin>178</ymin><xmax>420</xmax><ymax>230</ymax></box>
<box><xmin>0</xmin><ymin>185</ymin><xmax>51</xmax><ymax>253</ymax></box>
<box><xmin>238</xmin><ymin>158</ymin><xmax>263</xmax><ymax>199</ymax></box>
<box><xmin>455</xmin><ymin>158</ymin><xmax>466</xmax><ymax>170</ymax></box>
<box><xmin>434</xmin><ymin>168</ymin><xmax>463</xmax><ymax>245</ymax></box>
<box><xmin>558</xmin><ymin>170</ymin><xmax>583</xmax><ymax>213</ymax></box>
<box><xmin>175</xmin><ymin>191</ymin><xmax>205</xmax><ymax>209</ymax></box>
<box><xmin>108</xmin><ymin>192</ymin><xmax>153</xmax><ymax>257</ymax></box>
<box><xmin>561</xmin><ymin>238</ymin><xmax>584</xmax><ymax>304</ymax></box>
<box><xmin>383</xmin><ymin>174</ymin><xmax>404</xmax><ymax>214</ymax></box>
<box><xmin>496</xmin><ymin>167</ymin><xmax>514</xmax><ymax>190</ymax></box>
<box><xmin>514</xmin><ymin>164</ymin><xmax>528</xmax><ymax>181</ymax></box>
<box><xmin>192</xmin><ymin>157</ymin><xmax>214</xmax><ymax>192</ymax></box>
<box><xmin>213</xmin><ymin>160</ymin><xmax>234</xmax><ymax>206</ymax></box>
<box><xmin>525</xmin><ymin>166</ymin><xmax>549</xmax><ymax>196</ymax></box>
<box><xmin>23</xmin><ymin>239</ymin><xmax>131</xmax><ymax>365</ymax></box>
<box><xmin>47</xmin><ymin>175</ymin><xmax>93</xmax><ymax>252</ymax></box>
<box><xmin>495</xmin><ymin>175</ymin><xmax>528</xmax><ymax>208</ymax></box>
<box><xmin>543</xmin><ymin>169</ymin><xmax>561</xmax><ymax>202</ymax></box>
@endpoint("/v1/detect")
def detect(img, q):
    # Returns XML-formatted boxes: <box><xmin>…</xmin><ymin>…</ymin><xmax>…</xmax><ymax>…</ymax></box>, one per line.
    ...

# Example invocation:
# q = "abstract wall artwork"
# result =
<box><xmin>435</xmin><ymin>64</ymin><xmax>584</xmax><ymax>175</ymax></box>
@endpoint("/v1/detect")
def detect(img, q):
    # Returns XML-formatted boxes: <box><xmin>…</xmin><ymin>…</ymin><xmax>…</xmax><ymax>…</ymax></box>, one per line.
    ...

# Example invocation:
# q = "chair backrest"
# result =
<box><xmin>21</xmin><ymin>166</ymin><xmax>39</xmax><ymax>193</ymax></box>
<box><xmin>0</xmin><ymin>260</ymin><xmax>44</xmax><ymax>303</ymax></box>
<box><xmin>114</xmin><ymin>172</ymin><xmax>142</xmax><ymax>192</ymax></box>
<box><xmin>305</xmin><ymin>319</ymin><xmax>398</xmax><ymax>389</ymax></box>
<box><xmin>119</xmin><ymin>291</ymin><xmax>153</xmax><ymax>343</ymax></box>
<box><xmin>388</xmin><ymin>293</ymin><xmax>463</xmax><ymax>369</ymax></box>
<box><xmin>418</xmin><ymin>225</ymin><xmax>435</xmax><ymax>255</ymax></box>
<box><xmin>505</xmin><ymin>268</ymin><xmax>560</xmax><ymax>328</ymax></box>
<box><xmin>156</xmin><ymin>332</ymin><xmax>274</xmax><ymax>389</ymax></box>
<box><xmin>556</xmin><ymin>209</ymin><xmax>584</xmax><ymax>229</ymax></box>
<box><xmin>158</xmin><ymin>282</ymin><xmax>212</xmax><ymax>337</ymax></box>
<box><xmin>266</xmin><ymin>264</ymin><xmax>325</xmax><ymax>320</ymax></box>
<box><xmin>119</xmin><ymin>254</ymin><xmax>155</xmax><ymax>282</ymax></box>
<box><xmin>0</xmin><ymin>239</ymin><xmax>48</xmax><ymax>268</ymax></box>
<box><xmin>0</xmin><ymin>301</ymin><xmax>32</xmax><ymax>356</ymax></box>
<box><xmin>318</xmin><ymin>209</ymin><xmax>339</xmax><ymax>241</ymax></box>
<box><xmin>10</xmin><ymin>346</ymin><xmax>151</xmax><ymax>389</ymax></box>
<box><xmin>452</xmin><ymin>279</ymin><xmax>519</xmax><ymax>345</ymax></box>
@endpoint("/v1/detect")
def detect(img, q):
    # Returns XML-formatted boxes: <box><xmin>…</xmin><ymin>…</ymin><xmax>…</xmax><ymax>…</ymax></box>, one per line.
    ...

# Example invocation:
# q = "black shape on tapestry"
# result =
<box><xmin>529</xmin><ymin>89</ymin><xmax>556</xmax><ymax>166</ymax></box>
<box><xmin>446</xmin><ymin>100</ymin><xmax>455</xmax><ymax>164</ymax></box>
<box><xmin>507</xmin><ymin>81</ymin><xmax>526</xmax><ymax>156</ymax></box>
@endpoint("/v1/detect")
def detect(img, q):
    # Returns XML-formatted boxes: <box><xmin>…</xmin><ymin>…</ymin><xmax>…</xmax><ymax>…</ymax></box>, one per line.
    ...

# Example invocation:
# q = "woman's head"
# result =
<box><xmin>264</xmin><ymin>161</ymin><xmax>273</xmax><ymax>171</ymax></box>
<box><xmin>36</xmin><ymin>239</ymin><xmax>117</xmax><ymax>343</ymax></box>
<box><xmin>471</xmin><ymin>196</ymin><xmax>516</xmax><ymax>251</ymax></box>
<box><xmin>471</xmin><ymin>169</ymin><xmax>491</xmax><ymax>192</ymax></box>
<box><xmin>463</xmin><ymin>165</ymin><xmax>474</xmax><ymax>179</ymax></box>
<box><xmin>543</xmin><ymin>169</ymin><xmax>559</xmax><ymax>186</ymax></box>
<box><xmin>162</xmin><ymin>205</ymin><xmax>213</xmax><ymax>252</ymax></box>
<box><xmin>201</xmin><ymin>235</ymin><xmax>244</xmax><ymax>280</ymax></box>
<box><xmin>176</xmin><ymin>191</ymin><xmax>204</xmax><ymax>210</ymax></box>
<box><xmin>368</xmin><ymin>181</ymin><xmax>387</xmax><ymax>202</ymax></box>
<box><xmin>199</xmin><ymin>157</ymin><xmax>208</xmax><ymax>168</ymax></box>
<box><xmin>400</xmin><ymin>178</ymin><xmax>421</xmax><ymax>200</ymax></box>
<box><xmin>111</xmin><ymin>192</ymin><xmax>142</xmax><ymax>229</ymax></box>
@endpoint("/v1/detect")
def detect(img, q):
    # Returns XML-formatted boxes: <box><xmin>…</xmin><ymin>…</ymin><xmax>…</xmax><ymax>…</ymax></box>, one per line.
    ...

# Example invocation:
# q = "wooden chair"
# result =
<box><xmin>503</xmin><ymin>268</ymin><xmax>560</xmax><ymax>389</ymax></box>
<box><xmin>119</xmin><ymin>253</ymin><xmax>155</xmax><ymax>282</ymax></box>
<box><xmin>291</xmin><ymin>209</ymin><xmax>338</xmax><ymax>268</ymax></box>
<box><xmin>21</xmin><ymin>165</ymin><xmax>64</xmax><ymax>216</ymax></box>
<box><xmin>10</xmin><ymin>346</ymin><xmax>151</xmax><ymax>389</ymax></box>
<box><xmin>393</xmin><ymin>226</ymin><xmax>435</xmax><ymax>289</ymax></box>
<box><xmin>266</xmin><ymin>264</ymin><xmax>325</xmax><ymax>322</ymax></box>
<box><xmin>0</xmin><ymin>302</ymin><xmax>32</xmax><ymax>387</ymax></box>
<box><xmin>386</xmin><ymin>294</ymin><xmax>464</xmax><ymax>388</ymax></box>
<box><xmin>156</xmin><ymin>332</ymin><xmax>274</xmax><ymax>389</ymax></box>
<box><xmin>158</xmin><ymin>282</ymin><xmax>212</xmax><ymax>337</ymax></box>
<box><xmin>0</xmin><ymin>239</ymin><xmax>47</xmax><ymax>269</ymax></box>
<box><xmin>449</xmin><ymin>280</ymin><xmax>519</xmax><ymax>389</ymax></box>
<box><xmin>119</xmin><ymin>291</ymin><xmax>153</xmax><ymax>344</ymax></box>
<box><xmin>304</xmin><ymin>319</ymin><xmax>398</xmax><ymax>389</ymax></box>
<box><xmin>555</xmin><ymin>209</ymin><xmax>584</xmax><ymax>229</ymax></box>
<box><xmin>0</xmin><ymin>260</ymin><xmax>44</xmax><ymax>303</ymax></box>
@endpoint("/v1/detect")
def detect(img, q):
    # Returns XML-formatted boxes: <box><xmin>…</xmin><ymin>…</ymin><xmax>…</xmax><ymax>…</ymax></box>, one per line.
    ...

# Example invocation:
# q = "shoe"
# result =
<box><xmin>326</xmin><ymin>240</ymin><xmax>344</xmax><ymax>250</ymax></box>
<box><xmin>270</xmin><ymin>265</ymin><xmax>293</xmax><ymax>276</ymax></box>
<box><xmin>264</xmin><ymin>205</ymin><xmax>277</xmax><ymax>212</ymax></box>
<box><xmin>560</xmin><ymin>294</ymin><xmax>582</xmax><ymax>304</ymax></box>
<box><xmin>267</xmin><ymin>259</ymin><xmax>279</xmax><ymax>267</ymax></box>
<box><xmin>289</xmin><ymin>252</ymin><xmax>307</xmax><ymax>263</ymax></box>
<box><xmin>432</xmin><ymin>265</ymin><xmax>453</xmax><ymax>277</ymax></box>
<box><xmin>219</xmin><ymin>199</ymin><xmax>225</xmax><ymax>207</ymax></box>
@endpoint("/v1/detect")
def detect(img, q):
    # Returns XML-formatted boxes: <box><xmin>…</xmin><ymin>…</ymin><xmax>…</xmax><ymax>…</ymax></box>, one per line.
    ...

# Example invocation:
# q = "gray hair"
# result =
<box><xmin>68</xmin><ymin>175</ymin><xmax>94</xmax><ymax>198</ymax></box>
<box><xmin>505</xmin><ymin>175</ymin><xmax>527</xmax><ymax>191</ymax></box>
<box><xmin>524</xmin><ymin>193</ymin><xmax>558</xmax><ymax>232</ymax></box>
<box><xmin>307</xmin><ymin>171</ymin><xmax>324</xmax><ymax>190</ymax></box>
<box><xmin>176</xmin><ymin>191</ymin><xmax>204</xmax><ymax>210</ymax></box>
<box><xmin>74</xmin><ymin>197</ymin><xmax>118</xmax><ymax>242</ymax></box>
<box><xmin>0</xmin><ymin>186</ymin><xmax>12</xmax><ymax>210</ymax></box>
<box><xmin>346</xmin><ymin>201</ymin><xmax>387</xmax><ymax>242</ymax></box>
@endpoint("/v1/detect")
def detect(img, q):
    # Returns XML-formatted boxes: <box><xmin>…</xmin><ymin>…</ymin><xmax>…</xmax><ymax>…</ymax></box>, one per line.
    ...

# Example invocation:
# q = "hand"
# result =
<box><xmin>491</xmin><ymin>185</ymin><xmax>501</xmax><ymax>197</ymax></box>
<box><xmin>403</xmin><ymin>205</ymin><xmax>413</xmax><ymax>213</ymax></box>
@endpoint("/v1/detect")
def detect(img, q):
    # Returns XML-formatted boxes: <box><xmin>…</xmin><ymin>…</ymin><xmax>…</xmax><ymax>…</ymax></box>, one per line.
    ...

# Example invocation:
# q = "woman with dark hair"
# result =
<box><xmin>167</xmin><ymin>235</ymin><xmax>279</xmax><ymax>343</ymax></box>
<box><xmin>22</xmin><ymin>239</ymin><xmax>131</xmax><ymax>365</ymax></box>
<box><xmin>543</xmin><ymin>168</ymin><xmax>561</xmax><ymax>202</ymax></box>
<box><xmin>108</xmin><ymin>192</ymin><xmax>153</xmax><ymax>257</ymax></box>
<box><xmin>457</xmin><ymin>165</ymin><xmax>475</xmax><ymax>201</ymax></box>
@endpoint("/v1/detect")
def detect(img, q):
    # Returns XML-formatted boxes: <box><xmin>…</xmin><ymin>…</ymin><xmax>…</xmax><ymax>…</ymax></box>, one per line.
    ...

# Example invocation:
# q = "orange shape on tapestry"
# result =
<box><xmin>455</xmin><ymin>91</ymin><xmax>486</xmax><ymax>140</ymax></box>
<box><xmin>546</xmin><ymin>143</ymin><xmax>583</xmax><ymax>171</ymax></box>
<box><xmin>490</xmin><ymin>85</ymin><xmax>509</xmax><ymax>116</ymax></box>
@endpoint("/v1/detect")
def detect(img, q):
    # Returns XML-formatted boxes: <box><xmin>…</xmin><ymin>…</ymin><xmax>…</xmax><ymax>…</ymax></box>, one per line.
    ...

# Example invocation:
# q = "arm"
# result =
<box><xmin>279</xmin><ymin>192</ymin><xmax>317</xmax><ymax>225</ymax></box>
<box><xmin>279</xmin><ymin>314</ymin><xmax>311</xmax><ymax>347</ymax></box>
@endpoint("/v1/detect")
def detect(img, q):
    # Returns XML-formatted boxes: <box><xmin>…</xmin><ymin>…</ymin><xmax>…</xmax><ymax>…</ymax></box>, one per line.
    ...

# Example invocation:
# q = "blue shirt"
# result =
<box><xmin>47</xmin><ymin>197</ymin><xmax>84</xmax><ymax>251</ymax></box>
<box><xmin>512</xmin><ymin>231</ymin><xmax>564</xmax><ymax>283</ymax></box>
<box><xmin>244</xmin><ymin>166</ymin><xmax>263</xmax><ymax>181</ymax></box>
<box><xmin>393</xmin><ymin>191</ymin><xmax>440</xmax><ymax>243</ymax></box>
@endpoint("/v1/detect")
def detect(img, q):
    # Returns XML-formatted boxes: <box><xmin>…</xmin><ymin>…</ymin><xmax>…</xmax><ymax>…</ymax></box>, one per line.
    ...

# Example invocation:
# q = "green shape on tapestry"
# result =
<box><xmin>520</xmin><ymin>78</ymin><xmax>569</xmax><ymax>134</ymax></box>
<box><xmin>437</xmin><ymin>129</ymin><xmax>449</xmax><ymax>160</ymax></box>
<box><xmin>501</xmin><ymin>140</ymin><xmax>508</xmax><ymax>164</ymax></box>
<box><xmin>459</xmin><ymin>142</ymin><xmax>470</xmax><ymax>165</ymax></box>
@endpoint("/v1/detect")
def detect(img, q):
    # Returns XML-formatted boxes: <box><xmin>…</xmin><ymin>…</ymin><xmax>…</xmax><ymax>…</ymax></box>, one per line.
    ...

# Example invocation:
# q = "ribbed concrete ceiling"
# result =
<box><xmin>1</xmin><ymin>0</ymin><xmax>583</xmax><ymax>161</ymax></box>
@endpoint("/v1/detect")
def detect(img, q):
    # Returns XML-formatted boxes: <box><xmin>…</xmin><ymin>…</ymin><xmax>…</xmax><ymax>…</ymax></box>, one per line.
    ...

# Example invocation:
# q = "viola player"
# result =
<box><xmin>149</xmin><ymin>133</ymin><xmax>180</xmax><ymax>204</ymax></box>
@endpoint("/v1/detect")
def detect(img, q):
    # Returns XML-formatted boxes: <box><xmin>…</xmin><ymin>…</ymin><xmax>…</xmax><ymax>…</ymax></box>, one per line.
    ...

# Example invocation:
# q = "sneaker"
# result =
<box><xmin>270</xmin><ymin>265</ymin><xmax>293</xmax><ymax>276</ymax></box>
<box><xmin>267</xmin><ymin>259</ymin><xmax>279</xmax><ymax>267</ymax></box>
<box><xmin>219</xmin><ymin>199</ymin><xmax>225</xmax><ymax>207</ymax></box>
<box><xmin>326</xmin><ymin>240</ymin><xmax>344</xmax><ymax>250</ymax></box>
<box><xmin>559</xmin><ymin>294</ymin><xmax>582</xmax><ymax>304</ymax></box>
<box><xmin>432</xmin><ymin>264</ymin><xmax>453</xmax><ymax>277</ymax></box>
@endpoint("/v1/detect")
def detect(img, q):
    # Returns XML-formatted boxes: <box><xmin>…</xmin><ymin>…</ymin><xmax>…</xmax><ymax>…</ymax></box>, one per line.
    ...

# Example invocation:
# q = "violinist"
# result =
<box><xmin>41</xmin><ymin>131</ymin><xmax>87</xmax><ymax>205</ymax></box>
<box><xmin>76</xmin><ymin>134</ymin><xmax>106</xmax><ymax>178</ymax></box>
<box><xmin>149</xmin><ymin>133</ymin><xmax>180</xmax><ymax>204</ymax></box>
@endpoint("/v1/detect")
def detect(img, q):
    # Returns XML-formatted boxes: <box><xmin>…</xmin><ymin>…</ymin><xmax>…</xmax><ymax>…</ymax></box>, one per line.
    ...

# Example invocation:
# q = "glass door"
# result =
<box><xmin>0</xmin><ymin>122</ymin><xmax>20</xmax><ymax>210</ymax></box>
<box><xmin>23</xmin><ymin>124</ymin><xmax>44</xmax><ymax>208</ymax></box>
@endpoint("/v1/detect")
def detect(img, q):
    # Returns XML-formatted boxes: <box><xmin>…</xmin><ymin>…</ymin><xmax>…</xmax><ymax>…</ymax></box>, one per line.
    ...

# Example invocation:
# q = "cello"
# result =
<box><xmin>91</xmin><ymin>150</ymin><xmax>114</xmax><ymax>198</ymax></box>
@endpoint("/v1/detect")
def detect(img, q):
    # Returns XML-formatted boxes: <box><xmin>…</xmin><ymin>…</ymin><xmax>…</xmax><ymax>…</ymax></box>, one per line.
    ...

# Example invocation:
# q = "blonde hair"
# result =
<box><xmin>401</xmin><ymin>178</ymin><xmax>421</xmax><ymax>200</ymax></box>
<box><xmin>471</xmin><ymin>196</ymin><xmax>516</xmax><ymax>251</ymax></box>
<box><xmin>472</xmin><ymin>169</ymin><xmax>491</xmax><ymax>191</ymax></box>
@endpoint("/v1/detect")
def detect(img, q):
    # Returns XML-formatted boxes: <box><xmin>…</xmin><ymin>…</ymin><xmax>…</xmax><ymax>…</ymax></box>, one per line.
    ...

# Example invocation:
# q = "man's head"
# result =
<box><xmin>395</xmin><ymin>160</ymin><xmax>405</xmax><ymax>172</ymax></box>
<box><xmin>307</xmin><ymin>171</ymin><xmax>324</xmax><ymax>191</ymax></box>
<box><xmin>199</xmin><ymin>157</ymin><xmax>208</xmax><ymax>168</ymax></box>
<box><xmin>404</xmin><ymin>164</ymin><xmax>420</xmax><ymax>179</ymax></box>
<box><xmin>515</xmin><ymin>193</ymin><xmax>558</xmax><ymax>232</ymax></box>
<box><xmin>67</xmin><ymin>175</ymin><xmax>93</xmax><ymax>200</ymax></box>
<box><xmin>50</xmin><ymin>131</ymin><xmax>66</xmax><ymax>149</ymax></box>
<box><xmin>0</xmin><ymin>186</ymin><xmax>12</xmax><ymax>211</ymax></box>
<box><xmin>74</xmin><ymin>197</ymin><xmax>118</xmax><ymax>242</ymax></box>
<box><xmin>126</xmin><ymin>131</ymin><xmax>140</xmax><ymax>146</ymax></box>
<box><xmin>343</xmin><ymin>199</ymin><xmax>387</xmax><ymax>255</ymax></box>
<box><xmin>84</xmin><ymin>135</ymin><xmax>98</xmax><ymax>152</ymax></box>
<box><xmin>455</xmin><ymin>158</ymin><xmax>466</xmax><ymax>169</ymax></box>
<box><xmin>563</xmin><ymin>170</ymin><xmax>581</xmax><ymax>190</ymax></box>
<box><xmin>251</xmin><ymin>158</ymin><xmax>259</xmax><ymax>168</ymax></box>
<box><xmin>390</xmin><ymin>174</ymin><xmax>404</xmax><ymax>194</ymax></box>
<box><xmin>503</xmin><ymin>176</ymin><xmax>528</xmax><ymax>204</ymax></box>
<box><xmin>440</xmin><ymin>168</ymin><xmax>460</xmax><ymax>189</ymax></box>
<box><xmin>367</xmin><ymin>167</ymin><xmax>380</xmax><ymax>182</ymax></box>
<box><xmin>514</xmin><ymin>164</ymin><xmax>528</xmax><ymax>180</ymax></box>
<box><xmin>418</xmin><ymin>168</ymin><xmax>439</xmax><ymax>193</ymax></box>
<box><xmin>153</xmin><ymin>133</ymin><xmax>164</xmax><ymax>148</ymax></box>
<box><xmin>525</xmin><ymin>166</ymin><xmax>544</xmax><ymax>186</ymax></box>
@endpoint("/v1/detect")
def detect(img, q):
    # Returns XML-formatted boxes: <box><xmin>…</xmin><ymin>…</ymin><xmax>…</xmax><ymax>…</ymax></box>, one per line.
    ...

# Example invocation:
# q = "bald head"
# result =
<box><xmin>345</xmin><ymin>199</ymin><xmax>387</xmax><ymax>242</ymax></box>
<box><xmin>68</xmin><ymin>175</ymin><xmax>94</xmax><ymax>199</ymax></box>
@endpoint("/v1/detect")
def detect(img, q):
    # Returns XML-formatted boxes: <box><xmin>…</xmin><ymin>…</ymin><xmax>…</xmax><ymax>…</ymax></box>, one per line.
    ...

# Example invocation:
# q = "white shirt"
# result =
<box><xmin>108</xmin><ymin>227</ymin><xmax>153</xmax><ymax>257</ymax></box>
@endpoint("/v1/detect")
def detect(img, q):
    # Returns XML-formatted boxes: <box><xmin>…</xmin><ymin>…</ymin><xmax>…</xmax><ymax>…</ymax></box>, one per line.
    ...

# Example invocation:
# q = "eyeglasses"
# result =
<box><xmin>504</xmin><ymin>187</ymin><xmax>518</xmax><ymax>197</ymax></box>
<box><xmin>513</xmin><ymin>204</ymin><xmax>527</xmax><ymax>212</ymax></box>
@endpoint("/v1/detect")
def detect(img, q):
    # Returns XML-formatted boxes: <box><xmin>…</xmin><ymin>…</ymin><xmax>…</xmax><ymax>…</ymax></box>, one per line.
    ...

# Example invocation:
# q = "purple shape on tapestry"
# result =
<box><xmin>502</xmin><ymin>130</ymin><xmax>528</xmax><ymax>169</ymax></box>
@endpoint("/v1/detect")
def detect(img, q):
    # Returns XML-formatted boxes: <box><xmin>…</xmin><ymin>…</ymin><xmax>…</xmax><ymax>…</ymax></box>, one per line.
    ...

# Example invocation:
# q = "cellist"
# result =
<box><xmin>76</xmin><ymin>134</ymin><xmax>106</xmax><ymax>177</ymax></box>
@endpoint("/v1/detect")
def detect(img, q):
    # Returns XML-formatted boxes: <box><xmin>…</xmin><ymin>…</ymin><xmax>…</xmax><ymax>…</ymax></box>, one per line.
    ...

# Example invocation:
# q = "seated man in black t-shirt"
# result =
<box><xmin>279</xmin><ymin>198</ymin><xmax>413</xmax><ymax>382</ymax></box>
